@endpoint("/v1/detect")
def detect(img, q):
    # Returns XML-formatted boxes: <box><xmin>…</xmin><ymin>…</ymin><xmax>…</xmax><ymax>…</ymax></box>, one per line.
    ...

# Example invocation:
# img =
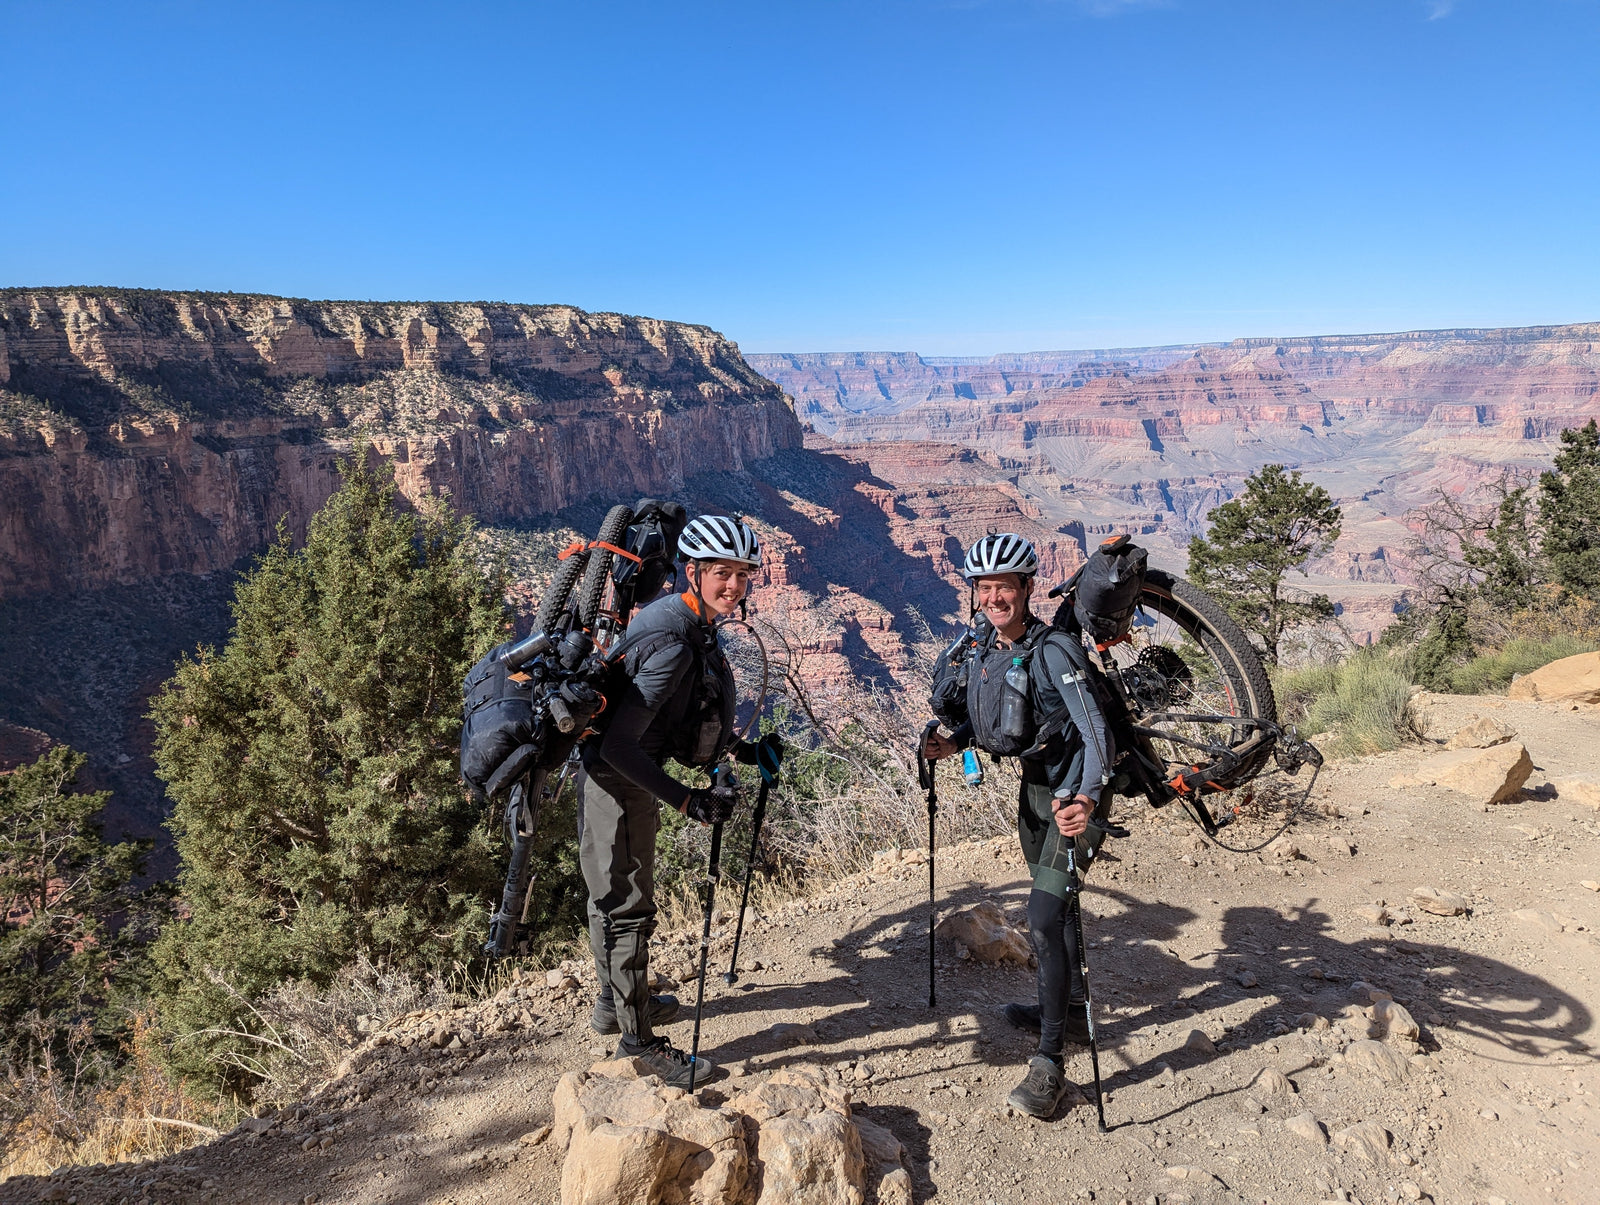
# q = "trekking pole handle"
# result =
<box><xmin>917</xmin><ymin>719</ymin><xmax>938</xmax><ymax>792</ymax></box>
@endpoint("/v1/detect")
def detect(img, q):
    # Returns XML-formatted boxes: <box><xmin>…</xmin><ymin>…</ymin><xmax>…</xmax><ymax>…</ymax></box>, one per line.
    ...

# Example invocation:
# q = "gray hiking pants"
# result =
<box><xmin>578</xmin><ymin>765</ymin><xmax>661</xmax><ymax>1041</ymax></box>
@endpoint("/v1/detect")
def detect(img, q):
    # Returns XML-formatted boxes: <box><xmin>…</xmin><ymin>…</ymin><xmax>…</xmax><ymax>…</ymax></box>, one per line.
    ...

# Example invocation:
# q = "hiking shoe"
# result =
<box><xmin>615</xmin><ymin>1035</ymin><xmax>716</xmax><ymax>1090</ymax></box>
<box><xmin>1007</xmin><ymin>1055</ymin><xmax>1069</xmax><ymax>1119</ymax></box>
<box><xmin>590</xmin><ymin>993</ymin><xmax>681</xmax><ymax>1035</ymax></box>
<box><xmin>1003</xmin><ymin>1002</ymin><xmax>1092</xmax><ymax>1045</ymax></box>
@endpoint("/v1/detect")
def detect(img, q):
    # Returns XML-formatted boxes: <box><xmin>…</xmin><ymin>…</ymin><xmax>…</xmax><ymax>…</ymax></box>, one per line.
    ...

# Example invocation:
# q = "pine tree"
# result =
<box><xmin>1539</xmin><ymin>419</ymin><xmax>1600</xmax><ymax>598</ymax></box>
<box><xmin>148</xmin><ymin>452</ymin><xmax>507</xmax><ymax>1085</ymax></box>
<box><xmin>0</xmin><ymin>745</ymin><xmax>158</xmax><ymax>1070</ymax></box>
<box><xmin>1187</xmin><ymin>464</ymin><xmax>1343</xmax><ymax>665</ymax></box>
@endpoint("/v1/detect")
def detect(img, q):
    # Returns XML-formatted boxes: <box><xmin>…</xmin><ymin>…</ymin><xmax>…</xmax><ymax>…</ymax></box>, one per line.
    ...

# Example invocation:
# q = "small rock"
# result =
<box><xmin>546</xmin><ymin>969</ymin><xmax>567</xmax><ymax>989</ymax></box>
<box><xmin>1183</xmin><ymin>1029</ymin><xmax>1216</xmax><ymax>1055</ymax></box>
<box><xmin>1266</xmin><ymin>836</ymin><xmax>1301</xmax><ymax>861</ymax></box>
<box><xmin>1164</xmin><ymin>1165</ymin><xmax>1215</xmax><ymax>1183</ymax></box>
<box><xmin>1251</xmin><ymin>1067</ymin><xmax>1295</xmax><ymax>1096</ymax></box>
<box><xmin>1372</xmin><ymin>999</ymin><xmax>1420</xmax><ymax>1042</ymax></box>
<box><xmin>1236</xmin><ymin>970</ymin><xmax>1259</xmax><ymax>988</ymax></box>
<box><xmin>1343</xmin><ymin>1039</ymin><xmax>1412</xmax><ymax>1085</ymax></box>
<box><xmin>1332</xmin><ymin>1119</ymin><xmax>1391</xmax><ymax>1163</ymax></box>
<box><xmin>1411</xmin><ymin>886</ymin><xmax>1469</xmax><ymax>916</ymax></box>
<box><xmin>1512</xmin><ymin>908</ymin><xmax>1569</xmax><ymax>934</ymax></box>
<box><xmin>771</xmin><ymin>1022</ymin><xmax>819</xmax><ymax>1047</ymax></box>
<box><xmin>1554</xmin><ymin>779</ymin><xmax>1600</xmax><ymax>810</ymax></box>
<box><xmin>1239</xmin><ymin>1095</ymin><xmax>1266</xmax><ymax>1115</ymax></box>
<box><xmin>1400</xmin><ymin>1181</ymin><xmax>1423</xmax><ymax>1201</ymax></box>
<box><xmin>1296</xmin><ymin>1012</ymin><xmax>1330</xmax><ymax>1031</ymax></box>
<box><xmin>853</xmin><ymin>1061</ymin><xmax>874</xmax><ymax>1082</ymax></box>
<box><xmin>1353</xmin><ymin>903</ymin><xmax>1391</xmax><ymax>926</ymax></box>
<box><xmin>1412</xmin><ymin>742</ymin><xmax>1533</xmax><ymax>804</ymax></box>
<box><xmin>1284</xmin><ymin>1110</ymin><xmax>1327</xmax><ymax>1144</ymax></box>
<box><xmin>519</xmin><ymin>1125</ymin><xmax>551</xmax><ymax>1145</ymax></box>
<box><xmin>1582</xmin><ymin>880</ymin><xmax>1600</xmax><ymax>892</ymax></box>
<box><xmin>1479</xmin><ymin>1107</ymin><xmax>1499</xmax><ymax>1120</ymax></box>
<box><xmin>934</xmin><ymin>900</ymin><xmax>1031</xmax><ymax>964</ymax></box>
<box><xmin>1443</xmin><ymin>716</ymin><xmax>1516</xmax><ymax>749</ymax></box>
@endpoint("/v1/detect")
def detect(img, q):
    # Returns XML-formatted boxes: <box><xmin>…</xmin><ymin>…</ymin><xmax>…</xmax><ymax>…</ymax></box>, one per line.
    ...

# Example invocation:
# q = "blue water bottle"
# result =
<box><xmin>961</xmin><ymin>748</ymin><xmax>985</xmax><ymax>787</ymax></box>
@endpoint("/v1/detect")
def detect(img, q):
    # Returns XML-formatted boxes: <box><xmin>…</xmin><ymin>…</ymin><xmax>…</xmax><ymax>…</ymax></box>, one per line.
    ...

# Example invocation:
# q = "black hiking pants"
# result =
<box><xmin>578</xmin><ymin>765</ymin><xmax>661</xmax><ymax>1042</ymax></box>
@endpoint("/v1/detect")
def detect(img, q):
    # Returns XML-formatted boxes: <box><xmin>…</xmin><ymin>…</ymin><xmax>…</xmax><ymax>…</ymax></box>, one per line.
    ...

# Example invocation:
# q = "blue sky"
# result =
<box><xmin>2</xmin><ymin>1</ymin><xmax>1596</xmax><ymax>354</ymax></box>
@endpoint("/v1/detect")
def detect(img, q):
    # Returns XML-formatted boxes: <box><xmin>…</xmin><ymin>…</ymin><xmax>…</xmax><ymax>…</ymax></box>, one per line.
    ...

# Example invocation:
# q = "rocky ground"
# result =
<box><xmin>6</xmin><ymin>692</ymin><xmax>1598</xmax><ymax>1205</ymax></box>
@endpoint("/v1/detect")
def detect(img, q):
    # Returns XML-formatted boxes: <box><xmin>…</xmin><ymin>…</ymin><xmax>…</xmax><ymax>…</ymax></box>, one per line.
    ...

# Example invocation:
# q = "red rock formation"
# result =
<box><xmin>0</xmin><ymin>290</ymin><xmax>800</xmax><ymax>599</ymax></box>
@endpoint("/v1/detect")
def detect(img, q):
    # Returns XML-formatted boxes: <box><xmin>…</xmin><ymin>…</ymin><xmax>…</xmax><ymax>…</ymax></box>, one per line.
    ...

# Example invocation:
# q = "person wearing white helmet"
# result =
<box><xmin>924</xmin><ymin>532</ymin><xmax>1114</xmax><ymax>1119</ymax></box>
<box><xmin>577</xmin><ymin>512</ymin><xmax>782</xmax><ymax>1089</ymax></box>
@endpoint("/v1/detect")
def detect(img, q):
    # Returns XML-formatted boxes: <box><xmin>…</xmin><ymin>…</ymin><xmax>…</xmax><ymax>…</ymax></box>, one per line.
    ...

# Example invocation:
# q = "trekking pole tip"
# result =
<box><xmin>722</xmin><ymin>971</ymin><xmax>739</xmax><ymax>985</ymax></box>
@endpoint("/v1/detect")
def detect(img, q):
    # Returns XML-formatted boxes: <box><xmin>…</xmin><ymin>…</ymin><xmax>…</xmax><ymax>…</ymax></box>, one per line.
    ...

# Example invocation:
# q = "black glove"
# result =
<box><xmin>736</xmin><ymin>732</ymin><xmax>785</xmax><ymax>784</ymax></box>
<box><xmin>683</xmin><ymin>782</ymin><xmax>739</xmax><ymax>825</ymax></box>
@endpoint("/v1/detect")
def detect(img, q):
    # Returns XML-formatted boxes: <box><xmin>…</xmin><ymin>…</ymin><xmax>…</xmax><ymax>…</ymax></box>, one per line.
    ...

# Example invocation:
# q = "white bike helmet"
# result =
<box><xmin>962</xmin><ymin>532</ymin><xmax>1039</xmax><ymax>579</ymax></box>
<box><xmin>678</xmin><ymin>515</ymin><xmax>762</xmax><ymax>568</ymax></box>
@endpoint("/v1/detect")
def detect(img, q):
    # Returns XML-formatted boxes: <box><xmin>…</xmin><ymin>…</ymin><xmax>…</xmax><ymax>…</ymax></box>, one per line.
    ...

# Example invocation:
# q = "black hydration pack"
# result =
<box><xmin>1054</xmin><ymin>534</ymin><xmax>1148</xmax><ymax>650</ymax></box>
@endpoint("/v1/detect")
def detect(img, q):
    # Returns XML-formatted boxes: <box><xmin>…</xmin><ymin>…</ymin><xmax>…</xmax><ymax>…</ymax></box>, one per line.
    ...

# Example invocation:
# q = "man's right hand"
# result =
<box><xmin>683</xmin><ymin>783</ymin><xmax>739</xmax><ymax>825</ymax></box>
<box><xmin>923</xmin><ymin>729</ymin><xmax>959</xmax><ymax>761</ymax></box>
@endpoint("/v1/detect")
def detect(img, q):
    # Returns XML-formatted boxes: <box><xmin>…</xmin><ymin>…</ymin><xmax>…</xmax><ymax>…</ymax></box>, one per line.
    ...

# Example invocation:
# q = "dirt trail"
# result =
<box><xmin>7</xmin><ymin>693</ymin><xmax>1598</xmax><ymax>1205</ymax></box>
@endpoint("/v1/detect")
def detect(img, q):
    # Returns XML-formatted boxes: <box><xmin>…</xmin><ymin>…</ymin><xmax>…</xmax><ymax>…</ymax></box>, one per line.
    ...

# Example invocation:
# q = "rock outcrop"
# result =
<box><xmin>0</xmin><ymin>290</ymin><xmax>801</xmax><ymax>599</ymax></box>
<box><xmin>1507</xmin><ymin>652</ymin><xmax>1600</xmax><ymax>704</ymax></box>
<box><xmin>551</xmin><ymin>1059</ymin><xmax>911</xmax><ymax>1205</ymax></box>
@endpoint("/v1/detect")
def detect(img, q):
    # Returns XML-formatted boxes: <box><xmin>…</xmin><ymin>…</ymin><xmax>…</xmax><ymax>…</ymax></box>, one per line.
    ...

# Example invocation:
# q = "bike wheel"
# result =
<box><xmin>1102</xmin><ymin>570</ymin><xmax>1277</xmax><ymax>790</ymax></box>
<box><xmin>535</xmin><ymin>546</ymin><xmax>589</xmax><ymax>634</ymax></box>
<box><xmin>578</xmin><ymin>504</ymin><xmax>635</xmax><ymax>631</ymax></box>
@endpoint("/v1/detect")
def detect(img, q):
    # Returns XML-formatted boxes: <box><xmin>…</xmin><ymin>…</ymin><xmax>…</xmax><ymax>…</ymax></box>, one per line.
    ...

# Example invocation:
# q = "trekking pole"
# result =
<box><xmin>917</xmin><ymin>720</ymin><xmax>939</xmax><ymax>1009</ymax></box>
<box><xmin>1067</xmin><ymin>842</ymin><xmax>1108</xmax><ymax>1132</ymax></box>
<box><xmin>724</xmin><ymin>773</ymin><xmax>771</xmax><ymax>985</ymax></box>
<box><xmin>688</xmin><ymin>767</ymin><xmax>731</xmax><ymax>1092</ymax></box>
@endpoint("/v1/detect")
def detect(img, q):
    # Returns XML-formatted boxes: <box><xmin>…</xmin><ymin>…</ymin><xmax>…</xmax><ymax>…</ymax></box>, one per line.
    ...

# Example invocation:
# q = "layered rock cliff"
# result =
<box><xmin>0</xmin><ymin>290</ymin><xmax>801</xmax><ymax>598</ymax></box>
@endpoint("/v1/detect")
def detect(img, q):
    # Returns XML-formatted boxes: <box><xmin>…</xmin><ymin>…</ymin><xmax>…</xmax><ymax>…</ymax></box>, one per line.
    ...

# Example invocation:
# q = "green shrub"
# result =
<box><xmin>1447</xmin><ymin>635</ymin><xmax>1600</xmax><ymax>695</ymax></box>
<box><xmin>1276</xmin><ymin>649</ymin><xmax>1420</xmax><ymax>759</ymax></box>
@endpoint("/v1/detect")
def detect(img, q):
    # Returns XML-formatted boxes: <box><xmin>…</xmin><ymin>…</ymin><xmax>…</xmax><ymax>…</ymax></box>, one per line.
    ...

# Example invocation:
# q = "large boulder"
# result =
<box><xmin>553</xmin><ymin>1060</ymin><xmax>896</xmax><ymax>1205</ymax></box>
<box><xmin>934</xmin><ymin>900</ymin><xmax>1030</xmax><ymax>964</ymax></box>
<box><xmin>728</xmin><ymin>1067</ymin><xmax>865</xmax><ymax>1205</ymax></box>
<box><xmin>552</xmin><ymin>1058</ymin><xmax>750</xmax><ymax>1205</ymax></box>
<box><xmin>1508</xmin><ymin>651</ymin><xmax>1600</xmax><ymax>703</ymax></box>
<box><xmin>1410</xmin><ymin>742</ymin><xmax>1533</xmax><ymax>804</ymax></box>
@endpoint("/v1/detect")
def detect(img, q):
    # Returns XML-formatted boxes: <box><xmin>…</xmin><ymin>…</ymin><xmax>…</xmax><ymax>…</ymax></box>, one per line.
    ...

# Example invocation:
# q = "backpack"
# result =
<box><xmin>459</xmin><ymin>640</ymin><xmax>539</xmax><ymax>804</ymax></box>
<box><xmin>1056</xmin><ymin>534</ymin><xmax>1148</xmax><ymax>650</ymax></box>
<box><xmin>609</xmin><ymin>500</ymin><xmax>688</xmax><ymax>616</ymax></box>
<box><xmin>966</xmin><ymin>623</ymin><xmax>1049</xmax><ymax>758</ymax></box>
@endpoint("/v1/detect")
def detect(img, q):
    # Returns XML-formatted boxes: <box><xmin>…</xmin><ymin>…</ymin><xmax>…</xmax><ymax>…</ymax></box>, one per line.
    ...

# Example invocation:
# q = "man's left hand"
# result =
<box><xmin>1052</xmin><ymin>795</ymin><xmax>1092</xmax><ymax>837</ymax></box>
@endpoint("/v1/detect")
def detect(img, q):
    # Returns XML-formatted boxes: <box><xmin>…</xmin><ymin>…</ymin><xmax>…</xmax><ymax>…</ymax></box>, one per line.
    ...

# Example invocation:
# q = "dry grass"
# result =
<box><xmin>0</xmin><ymin>1015</ymin><xmax>219</xmax><ymax>1182</ymax></box>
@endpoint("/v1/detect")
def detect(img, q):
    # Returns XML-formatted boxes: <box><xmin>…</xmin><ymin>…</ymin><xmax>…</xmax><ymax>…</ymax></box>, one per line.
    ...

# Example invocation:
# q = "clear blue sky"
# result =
<box><xmin>2</xmin><ymin>1</ymin><xmax>1596</xmax><ymax>354</ymax></box>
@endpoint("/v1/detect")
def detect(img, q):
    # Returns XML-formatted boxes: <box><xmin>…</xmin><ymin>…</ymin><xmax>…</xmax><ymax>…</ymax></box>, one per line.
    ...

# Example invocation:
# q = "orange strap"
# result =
<box><xmin>557</xmin><ymin>538</ymin><xmax>641</xmax><ymax>564</ymax></box>
<box><xmin>1095</xmin><ymin>633</ymin><xmax>1132</xmax><ymax>653</ymax></box>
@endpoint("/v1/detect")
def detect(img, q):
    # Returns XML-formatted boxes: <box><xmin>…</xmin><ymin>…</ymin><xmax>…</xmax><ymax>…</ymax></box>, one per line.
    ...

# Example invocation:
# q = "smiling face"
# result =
<box><xmin>975</xmin><ymin>572</ymin><xmax>1031</xmax><ymax>638</ymax></box>
<box><xmin>690</xmin><ymin>559</ymin><xmax>752</xmax><ymax>617</ymax></box>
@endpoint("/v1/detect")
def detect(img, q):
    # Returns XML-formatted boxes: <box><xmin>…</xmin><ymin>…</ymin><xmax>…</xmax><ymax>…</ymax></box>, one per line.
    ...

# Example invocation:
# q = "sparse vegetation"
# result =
<box><xmin>1275</xmin><ymin>649</ymin><xmax>1422</xmax><ymax>758</ymax></box>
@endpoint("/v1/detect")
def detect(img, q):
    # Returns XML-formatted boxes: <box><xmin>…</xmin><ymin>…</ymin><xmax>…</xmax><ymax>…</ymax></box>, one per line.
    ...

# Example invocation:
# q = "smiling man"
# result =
<box><xmin>923</xmin><ymin>532</ymin><xmax>1116</xmax><ymax>1119</ymax></box>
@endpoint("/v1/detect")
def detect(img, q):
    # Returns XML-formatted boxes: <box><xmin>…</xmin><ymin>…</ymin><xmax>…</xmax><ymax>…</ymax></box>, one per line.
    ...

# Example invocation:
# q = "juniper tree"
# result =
<box><xmin>1187</xmin><ymin>464</ymin><xmax>1343</xmax><ymax>665</ymax></box>
<box><xmin>0</xmin><ymin>745</ymin><xmax>158</xmax><ymax>1071</ymax></box>
<box><xmin>1539</xmin><ymin>418</ymin><xmax>1600</xmax><ymax>599</ymax></box>
<box><xmin>148</xmin><ymin>452</ymin><xmax>507</xmax><ymax>1086</ymax></box>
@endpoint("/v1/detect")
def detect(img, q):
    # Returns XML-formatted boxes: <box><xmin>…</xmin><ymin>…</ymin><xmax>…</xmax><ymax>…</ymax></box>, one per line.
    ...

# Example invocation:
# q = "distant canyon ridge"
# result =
<box><xmin>2</xmin><ymin>289</ymin><xmax>1598</xmax><ymax>849</ymax></box>
<box><xmin>751</xmin><ymin>325</ymin><xmax>1600</xmax><ymax>643</ymax></box>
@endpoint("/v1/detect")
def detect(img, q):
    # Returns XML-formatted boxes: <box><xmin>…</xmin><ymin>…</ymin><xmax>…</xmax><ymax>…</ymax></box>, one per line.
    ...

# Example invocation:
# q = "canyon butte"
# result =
<box><xmin>2</xmin><ymin>289</ymin><xmax>1599</xmax><ymax>854</ymax></box>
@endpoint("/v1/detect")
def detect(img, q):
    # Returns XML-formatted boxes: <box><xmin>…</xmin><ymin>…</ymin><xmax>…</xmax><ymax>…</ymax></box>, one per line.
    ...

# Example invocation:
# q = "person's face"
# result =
<box><xmin>693</xmin><ymin>560</ymin><xmax>751</xmax><ymax>616</ymax></box>
<box><xmin>975</xmin><ymin>573</ymin><xmax>1029</xmax><ymax>632</ymax></box>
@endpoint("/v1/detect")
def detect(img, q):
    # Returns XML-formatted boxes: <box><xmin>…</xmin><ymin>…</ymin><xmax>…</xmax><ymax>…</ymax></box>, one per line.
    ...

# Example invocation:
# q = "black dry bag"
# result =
<box><xmin>1071</xmin><ymin>534</ymin><xmax>1148</xmax><ymax>649</ymax></box>
<box><xmin>611</xmin><ymin>499</ymin><xmax>688</xmax><ymax>615</ymax></box>
<box><xmin>459</xmin><ymin>641</ymin><xmax>538</xmax><ymax>803</ymax></box>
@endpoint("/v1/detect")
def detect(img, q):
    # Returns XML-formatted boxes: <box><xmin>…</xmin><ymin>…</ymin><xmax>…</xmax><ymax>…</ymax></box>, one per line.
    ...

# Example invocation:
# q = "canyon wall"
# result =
<box><xmin>0</xmin><ymin>290</ymin><xmax>801</xmax><ymax>599</ymax></box>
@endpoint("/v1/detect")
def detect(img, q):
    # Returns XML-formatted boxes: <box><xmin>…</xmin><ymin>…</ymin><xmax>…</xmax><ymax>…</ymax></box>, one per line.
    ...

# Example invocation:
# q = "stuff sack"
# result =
<box><xmin>1063</xmin><ymin>534</ymin><xmax>1147</xmax><ymax>649</ymax></box>
<box><xmin>459</xmin><ymin>641</ymin><xmax>538</xmax><ymax>803</ymax></box>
